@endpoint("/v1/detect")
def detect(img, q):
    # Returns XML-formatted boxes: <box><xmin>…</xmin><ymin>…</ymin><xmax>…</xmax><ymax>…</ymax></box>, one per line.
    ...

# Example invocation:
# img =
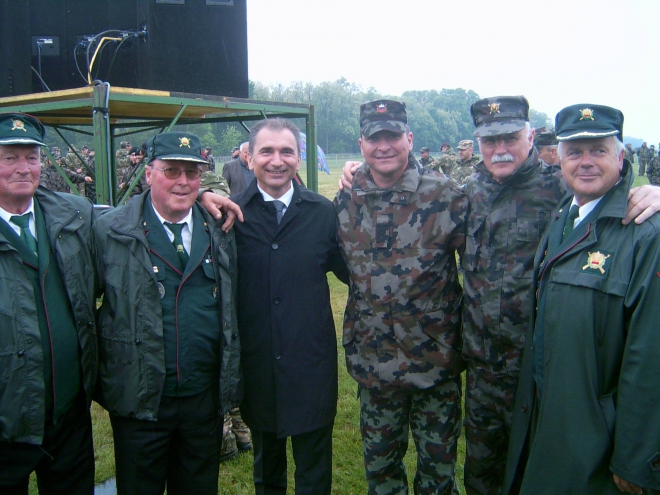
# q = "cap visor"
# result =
<box><xmin>158</xmin><ymin>154</ymin><xmax>208</xmax><ymax>163</ymax></box>
<box><xmin>556</xmin><ymin>129</ymin><xmax>620</xmax><ymax>141</ymax></box>
<box><xmin>0</xmin><ymin>137</ymin><xmax>45</xmax><ymax>146</ymax></box>
<box><xmin>361</xmin><ymin>121</ymin><xmax>407</xmax><ymax>138</ymax></box>
<box><xmin>472</xmin><ymin>119</ymin><xmax>526</xmax><ymax>138</ymax></box>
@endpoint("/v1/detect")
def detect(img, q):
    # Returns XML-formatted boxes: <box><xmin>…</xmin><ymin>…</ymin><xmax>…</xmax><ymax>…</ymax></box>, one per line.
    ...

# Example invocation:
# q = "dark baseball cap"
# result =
<box><xmin>145</xmin><ymin>131</ymin><xmax>207</xmax><ymax>164</ymax></box>
<box><xmin>555</xmin><ymin>104</ymin><xmax>623</xmax><ymax>142</ymax></box>
<box><xmin>471</xmin><ymin>96</ymin><xmax>529</xmax><ymax>137</ymax></box>
<box><xmin>534</xmin><ymin>130</ymin><xmax>558</xmax><ymax>147</ymax></box>
<box><xmin>0</xmin><ymin>113</ymin><xmax>46</xmax><ymax>146</ymax></box>
<box><xmin>420</xmin><ymin>146</ymin><xmax>430</xmax><ymax>153</ymax></box>
<box><xmin>360</xmin><ymin>99</ymin><xmax>408</xmax><ymax>138</ymax></box>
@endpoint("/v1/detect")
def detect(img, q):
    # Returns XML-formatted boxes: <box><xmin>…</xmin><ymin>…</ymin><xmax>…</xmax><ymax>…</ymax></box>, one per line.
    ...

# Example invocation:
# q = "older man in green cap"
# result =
<box><xmin>0</xmin><ymin>113</ymin><xmax>98</xmax><ymax>494</ymax></box>
<box><xmin>93</xmin><ymin>130</ymin><xmax>240</xmax><ymax>495</ymax></box>
<box><xmin>504</xmin><ymin>104</ymin><xmax>660</xmax><ymax>495</ymax></box>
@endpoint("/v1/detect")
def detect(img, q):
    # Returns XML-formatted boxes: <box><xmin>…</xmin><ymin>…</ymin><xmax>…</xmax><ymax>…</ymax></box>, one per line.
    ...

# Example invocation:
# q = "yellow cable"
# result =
<box><xmin>88</xmin><ymin>37</ymin><xmax>123</xmax><ymax>84</ymax></box>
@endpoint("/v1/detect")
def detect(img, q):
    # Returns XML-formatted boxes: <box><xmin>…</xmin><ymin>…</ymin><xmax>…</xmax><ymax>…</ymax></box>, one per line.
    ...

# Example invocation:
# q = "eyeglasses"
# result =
<box><xmin>152</xmin><ymin>166</ymin><xmax>202</xmax><ymax>180</ymax></box>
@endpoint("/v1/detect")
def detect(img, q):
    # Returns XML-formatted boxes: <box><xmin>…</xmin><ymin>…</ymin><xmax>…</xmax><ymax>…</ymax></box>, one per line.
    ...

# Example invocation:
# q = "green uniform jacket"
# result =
<box><xmin>504</xmin><ymin>162</ymin><xmax>660</xmax><ymax>494</ymax></box>
<box><xmin>93</xmin><ymin>192</ymin><xmax>240</xmax><ymax>421</ymax></box>
<box><xmin>0</xmin><ymin>187</ymin><xmax>98</xmax><ymax>444</ymax></box>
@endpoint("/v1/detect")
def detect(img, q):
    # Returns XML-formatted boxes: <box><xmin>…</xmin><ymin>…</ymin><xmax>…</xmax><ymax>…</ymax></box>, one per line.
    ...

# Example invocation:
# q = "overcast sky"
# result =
<box><xmin>246</xmin><ymin>0</ymin><xmax>659</xmax><ymax>143</ymax></box>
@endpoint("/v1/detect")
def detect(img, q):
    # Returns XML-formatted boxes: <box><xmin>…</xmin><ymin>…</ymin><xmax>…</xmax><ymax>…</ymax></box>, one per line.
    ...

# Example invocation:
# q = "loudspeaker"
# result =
<box><xmin>0</xmin><ymin>0</ymin><xmax>248</xmax><ymax>98</ymax></box>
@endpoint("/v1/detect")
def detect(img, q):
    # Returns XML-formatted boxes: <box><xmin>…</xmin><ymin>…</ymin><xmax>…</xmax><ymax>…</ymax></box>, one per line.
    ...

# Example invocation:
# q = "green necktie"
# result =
<box><xmin>562</xmin><ymin>204</ymin><xmax>580</xmax><ymax>242</ymax></box>
<box><xmin>164</xmin><ymin>222</ymin><xmax>189</xmax><ymax>267</ymax></box>
<box><xmin>10</xmin><ymin>213</ymin><xmax>38</xmax><ymax>255</ymax></box>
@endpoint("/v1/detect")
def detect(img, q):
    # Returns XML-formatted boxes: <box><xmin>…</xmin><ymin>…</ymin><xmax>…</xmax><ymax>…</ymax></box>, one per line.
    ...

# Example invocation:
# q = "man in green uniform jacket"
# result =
<box><xmin>504</xmin><ymin>104</ymin><xmax>660</xmax><ymax>495</ymax></box>
<box><xmin>94</xmin><ymin>131</ymin><xmax>240</xmax><ymax>495</ymax></box>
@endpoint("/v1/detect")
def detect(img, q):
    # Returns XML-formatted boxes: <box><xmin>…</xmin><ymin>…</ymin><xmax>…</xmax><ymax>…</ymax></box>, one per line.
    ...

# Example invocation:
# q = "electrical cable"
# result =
<box><xmin>104</xmin><ymin>35</ymin><xmax>134</xmax><ymax>81</ymax></box>
<box><xmin>88</xmin><ymin>36</ymin><xmax>122</xmax><ymax>84</ymax></box>
<box><xmin>30</xmin><ymin>66</ymin><xmax>51</xmax><ymax>92</ymax></box>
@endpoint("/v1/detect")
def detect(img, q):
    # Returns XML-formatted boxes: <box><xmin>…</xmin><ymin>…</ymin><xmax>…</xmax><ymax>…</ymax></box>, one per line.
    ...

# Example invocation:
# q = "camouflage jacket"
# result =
<box><xmin>63</xmin><ymin>152</ymin><xmax>85</xmax><ymax>172</ymax></box>
<box><xmin>420</xmin><ymin>156</ymin><xmax>440</xmax><ymax>172</ymax></box>
<box><xmin>636</xmin><ymin>146</ymin><xmax>652</xmax><ymax>161</ymax></box>
<box><xmin>115</xmin><ymin>149</ymin><xmax>131</xmax><ymax>184</ymax></box>
<box><xmin>200</xmin><ymin>171</ymin><xmax>231</xmax><ymax>197</ymax></box>
<box><xmin>335</xmin><ymin>155</ymin><xmax>468</xmax><ymax>391</ymax></box>
<box><xmin>648</xmin><ymin>155</ymin><xmax>660</xmax><ymax>185</ymax></box>
<box><xmin>625</xmin><ymin>146</ymin><xmax>635</xmax><ymax>163</ymax></box>
<box><xmin>439</xmin><ymin>148</ymin><xmax>458</xmax><ymax>176</ymax></box>
<box><xmin>39</xmin><ymin>164</ymin><xmax>87</xmax><ymax>194</ymax></box>
<box><xmin>452</xmin><ymin>155</ymin><xmax>480</xmax><ymax>186</ymax></box>
<box><xmin>461</xmin><ymin>148</ymin><xmax>566</xmax><ymax>375</ymax></box>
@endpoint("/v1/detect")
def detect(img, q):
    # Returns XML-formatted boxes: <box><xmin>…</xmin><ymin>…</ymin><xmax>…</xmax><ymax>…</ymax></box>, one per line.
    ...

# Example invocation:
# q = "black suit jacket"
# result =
<box><xmin>222</xmin><ymin>158</ymin><xmax>250</xmax><ymax>195</ymax></box>
<box><xmin>233</xmin><ymin>180</ymin><xmax>349</xmax><ymax>437</ymax></box>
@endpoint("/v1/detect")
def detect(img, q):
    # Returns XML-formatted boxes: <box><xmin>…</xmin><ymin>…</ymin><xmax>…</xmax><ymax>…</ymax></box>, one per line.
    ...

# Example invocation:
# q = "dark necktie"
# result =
<box><xmin>562</xmin><ymin>205</ymin><xmax>580</xmax><ymax>242</ymax></box>
<box><xmin>164</xmin><ymin>222</ymin><xmax>189</xmax><ymax>267</ymax></box>
<box><xmin>272</xmin><ymin>200</ymin><xmax>285</xmax><ymax>225</ymax></box>
<box><xmin>10</xmin><ymin>213</ymin><xmax>38</xmax><ymax>255</ymax></box>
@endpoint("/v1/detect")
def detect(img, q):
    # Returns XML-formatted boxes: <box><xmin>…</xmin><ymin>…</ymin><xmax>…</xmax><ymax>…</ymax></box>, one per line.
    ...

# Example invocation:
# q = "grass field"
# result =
<box><xmin>30</xmin><ymin>156</ymin><xmax>649</xmax><ymax>493</ymax></box>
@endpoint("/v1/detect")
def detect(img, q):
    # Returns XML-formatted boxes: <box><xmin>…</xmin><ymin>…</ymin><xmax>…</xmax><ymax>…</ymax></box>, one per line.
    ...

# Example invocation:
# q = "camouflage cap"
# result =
<box><xmin>534</xmin><ymin>130</ymin><xmax>557</xmax><ymax>147</ymax></box>
<box><xmin>555</xmin><ymin>104</ymin><xmax>623</xmax><ymax>142</ymax></box>
<box><xmin>231</xmin><ymin>146</ymin><xmax>240</xmax><ymax>153</ymax></box>
<box><xmin>0</xmin><ymin>113</ymin><xmax>46</xmax><ymax>146</ymax></box>
<box><xmin>81</xmin><ymin>144</ymin><xmax>89</xmax><ymax>150</ymax></box>
<box><xmin>457</xmin><ymin>139</ymin><xmax>474</xmax><ymax>150</ymax></box>
<box><xmin>420</xmin><ymin>146</ymin><xmax>430</xmax><ymax>153</ymax></box>
<box><xmin>471</xmin><ymin>95</ymin><xmax>529</xmax><ymax>137</ymax></box>
<box><xmin>145</xmin><ymin>131</ymin><xmax>207</xmax><ymax>164</ymax></box>
<box><xmin>651</xmin><ymin>145</ymin><xmax>656</xmax><ymax>149</ymax></box>
<box><xmin>359</xmin><ymin>99</ymin><xmax>408</xmax><ymax>138</ymax></box>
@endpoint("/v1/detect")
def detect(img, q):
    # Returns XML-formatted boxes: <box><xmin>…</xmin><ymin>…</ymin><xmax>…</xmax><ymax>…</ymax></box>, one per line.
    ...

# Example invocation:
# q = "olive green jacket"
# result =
<box><xmin>93</xmin><ymin>192</ymin><xmax>240</xmax><ymax>420</ymax></box>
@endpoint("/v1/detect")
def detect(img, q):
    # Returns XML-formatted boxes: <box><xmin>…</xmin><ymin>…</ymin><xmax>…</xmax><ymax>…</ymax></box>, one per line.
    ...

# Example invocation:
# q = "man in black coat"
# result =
<box><xmin>222</xmin><ymin>142</ymin><xmax>253</xmax><ymax>195</ymax></box>
<box><xmin>232</xmin><ymin>118</ymin><xmax>348</xmax><ymax>495</ymax></box>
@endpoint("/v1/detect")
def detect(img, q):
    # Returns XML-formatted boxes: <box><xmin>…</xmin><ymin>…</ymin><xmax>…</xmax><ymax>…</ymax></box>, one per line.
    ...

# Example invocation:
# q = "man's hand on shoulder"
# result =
<box><xmin>199</xmin><ymin>191</ymin><xmax>243</xmax><ymax>233</ymax></box>
<box><xmin>624</xmin><ymin>185</ymin><xmax>660</xmax><ymax>225</ymax></box>
<box><xmin>338</xmin><ymin>161</ymin><xmax>361</xmax><ymax>191</ymax></box>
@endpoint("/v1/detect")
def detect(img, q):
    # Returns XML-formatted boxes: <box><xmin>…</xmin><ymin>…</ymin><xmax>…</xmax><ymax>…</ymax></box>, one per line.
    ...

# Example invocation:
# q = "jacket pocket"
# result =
<box><xmin>598</xmin><ymin>393</ymin><xmax>616</xmax><ymax>441</ymax></box>
<box><xmin>0</xmin><ymin>353</ymin><xmax>24</xmax><ymax>381</ymax></box>
<box><xmin>462</xmin><ymin>213</ymin><xmax>489</xmax><ymax>272</ymax></box>
<box><xmin>98</xmin><ymin>336</ymin><xmax>137</xmax><ymax>365</ymax></box>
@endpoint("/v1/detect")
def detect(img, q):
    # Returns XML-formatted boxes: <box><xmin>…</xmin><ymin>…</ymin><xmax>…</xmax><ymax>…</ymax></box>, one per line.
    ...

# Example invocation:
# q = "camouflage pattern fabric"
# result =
<box><xmin>335</xmin><ymin>155</ymin><xmax>467</xmax><ymax>391</ymax></box>
<box><xmin>625</xmin><ymin>145</ymin><xmax>635</xmax><ymax>165</ymax></box>
<box><xmin>219</xmin><ymin>412</ymin><xmax>238</xmax><ymax>462</ymax></box>
<box><xmin>359</xmin><ymin>377</ymin><xmax>462</xmax><ymax>495</ymax></box>
<box><xmin>439</xmin><ymin>147</ymin><xmax>458</xmax><ymax>176</ymax></box>
<box><xmin>206</xmin><ymin>153</ymin><xmax>216</xmax><ymax>173</ymax></box>
<box><xmin>83</xmin><ymin>155</ymin><xmax>96</xmax><ymax>202</ymax></box>
<box><xmin>636</xmin><ymin>145</ymin><xmax>652</xmax><ymax>175</ymax></box>
<box><xmin>116</xmin><ymin>149</ymin><xmax>131</xmax><ymax>186</ymax></box>
<box><xmin>419</xmin><ymin>156</ymin><xmax>440</xmax><ymax>172</ymax></box>
<box><xmin>464</xmin><ymin>367</ymin><xmax>516</xmax><ymax>495</ymax></box>
<box><xmin>648</xmin><ymin>154</ymin><xmax>660</xmax><ymax>186</ymax></box>
<box><xmin>461</xmin><ymin>147</ymin><xmax>566</xmax><ymax>494</ymax></box>
<box><xmin>200</xmin><ymin>171</ymin><xmax>231</xmax><ymax>197</ymax></box>
<box><xmin>39</xmin><ymin>163</ymin><xmax>86</xmax><ymax>194</ymax></box>
<box><xmin>228</xmin><ymin>406</ymin><xmax>252</xmax><ymax>451</ymax></box>
<box><xmin>452</xmin><ymin>156</ymin><xmax>480</xmax><ymax>186</ymax></box>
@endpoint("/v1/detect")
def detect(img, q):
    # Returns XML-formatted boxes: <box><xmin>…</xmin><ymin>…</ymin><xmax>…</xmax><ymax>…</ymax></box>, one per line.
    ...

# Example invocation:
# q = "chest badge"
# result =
<box><xmin>157</xmin><ymin>282</ymin><xmax>166</xmax><ymax>299</ymax></box>
<box><xmin>583</xmin><ymin>251</ymin><xmax>610</xmax><ymax>274</ymax></box>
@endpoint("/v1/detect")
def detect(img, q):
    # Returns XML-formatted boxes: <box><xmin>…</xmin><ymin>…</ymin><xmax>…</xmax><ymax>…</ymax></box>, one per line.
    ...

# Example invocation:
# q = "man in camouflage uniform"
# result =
<box><xmin>438</xmin><ymin>142</ymin><xmax>458</xmax><ymax>177</ymax></box>
<box><xmin>40</xmin><ymin>147</ymin><xmax>90</xmax><ymax>194</ymax></box>
<box><xmin>115</xmin><ymin>141</ymin><xmax>132</xmax><ymax>189</ymax></box>
<box><xmin>636</xmin><ymin>141</ymin><xmax>651</xmax><ymax>176</ymax></box>
<box><xmin>335</xmin><ymin>99</ymin><xmax>467</xmax><ymax>495</ymax></box>
<box><xmin>202</xmin><ymin>146</ymin><xmax>216</xmax><ymax>172</ymax></box>
<box><xmin>648</xmin><ymin>148</ymin><xmax>660</xmax><ymax>186</ymax></box>
<box><xmin>534</xmin><ymin>130</ymin><xmax>560</xmax><ymax>166</ymax></box>
<box><xmin>453</xmin><ymin>139</ymin><xmax>480</xmax><ymax>185</ymax></box>
<box><xmin>419</xmin><ymin>146</ymin><xmax>440</xmax><ymax>171</ymax></box>
<box><xmin>625</xmin><ymin>143</ymin><xmax>635</xmax><ymax>165</ymax></box>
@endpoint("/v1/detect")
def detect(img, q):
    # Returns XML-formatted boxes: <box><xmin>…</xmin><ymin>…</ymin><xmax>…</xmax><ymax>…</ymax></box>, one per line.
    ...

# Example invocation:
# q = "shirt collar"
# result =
<box><xmin>0</xmin><ymin>199</ymin><xmax>35</xmax><ymax>225</ymax></box>
<box><xmin>150</xmin><ymin>202</ymin><xmax>194</xmax><ymax>232</ymax></box>
<box><xmin>257</xmin><ymin>181</ymin><xmax>294</xmax><ymax>207</ymax></box>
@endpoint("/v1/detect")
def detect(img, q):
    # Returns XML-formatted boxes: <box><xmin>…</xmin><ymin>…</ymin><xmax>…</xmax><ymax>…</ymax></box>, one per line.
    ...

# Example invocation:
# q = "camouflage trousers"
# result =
<box><xmin>639</xmin><ymin>160</ymin><xmax>649</xmax><ymax>176</ymax></box>
<box><xmin>464</xmin><ymin>366</ymin><xmax>517</xmax><ymax>495</ymax></box>
<box><xmin>359</xmin><ymin>377</ymin><xmax>462</xmax><ymax>495</ymax></box>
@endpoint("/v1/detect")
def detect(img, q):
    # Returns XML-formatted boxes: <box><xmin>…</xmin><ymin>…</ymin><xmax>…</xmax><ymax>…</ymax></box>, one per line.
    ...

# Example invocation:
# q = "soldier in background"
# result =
<box><xmin>40</xmin><ymin>147</ymin><xmax>90</xmax><ymax>194</ymax></box>
<box><xmin>648</xmin><ymin>147</ymin><xmax>660</xmax><ymax>186</ymax></box>
<box><xmin>336</xmin><ymin>99</ymin><xmax>467</xmax><ymax>494</ymax></box>
<box><xmin>419</xmin><ymin>146</ymin><xmax>440</xmax><ymax>170</ymax></box>
<box><xmin>453</xmin><ymin>139</ymin><xmax>480</xmax><ymax>185</ymax></box>
<box><xmin>625</xmin><ymin>143</ymin><xmax>635</xmax><ymax>164</ymax></box>
<box><xmin>439</xmin><ymin>142</ymin><xmax>458</xmax><ymax>177</ymax></box>
<box><xmin>202</xmin><ymin>147</ymin><xmax>216</xmax><ymax>172</ymax></box>
<box><xmin>230</xmin><ymin>146</ymin><xmax>240</xmax><ymax>159</ymax></box>
<box><xmin>534</xmin><ymin>130</ymin><xmax>560</xmax><ymax>166</ymax></box>
<box><xmin>636</xmin><ymin>141</ymin><xmax>651</xmax><ymax>176</ymax></box>
<box><xmin>116</xmin><ymin>141</ymin><xmax>132</xmax><ymax>189</ymax></box>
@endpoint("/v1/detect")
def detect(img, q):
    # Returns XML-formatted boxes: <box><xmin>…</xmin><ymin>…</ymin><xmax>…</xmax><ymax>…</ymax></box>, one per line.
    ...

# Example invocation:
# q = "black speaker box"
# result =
<box><xmin>0</xmin><ymin>0</ymin><xmax>248</xmax><ymax>97</ymax></box>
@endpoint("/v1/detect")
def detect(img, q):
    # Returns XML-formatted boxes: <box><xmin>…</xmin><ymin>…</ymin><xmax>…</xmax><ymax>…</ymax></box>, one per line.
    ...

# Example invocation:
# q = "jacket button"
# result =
<box><xmin>26</xmin><ymin>339</ymin><xmax>33</xmax><ymax>345</ymax></box>
<box><xmin>521</xmin><ymin>405</ymin><xmax>528</xmax><ymax>413</ymax></box>
<box><xmin>272</xmin><ymin>243</ymin><xmax>278</xmax><ymax>250</ymax></box>
<box><xmin>274</xmin><ymin>352</ymin><xmax>281</xmax><ymax>360</ymax></box>
<box><xmin>273</xmin><ymin>297</ymin><xmax>281</xmax><ymax>305</ymax></box>
<box><xmin>17</xmin><ymin>350</ymin><xmax>25</xmax><ymax>357</ymax></box>
<box><xmin>135</xmin><ymin>339</ymin><xmax>142</xmax><ymax>345</ymax></box>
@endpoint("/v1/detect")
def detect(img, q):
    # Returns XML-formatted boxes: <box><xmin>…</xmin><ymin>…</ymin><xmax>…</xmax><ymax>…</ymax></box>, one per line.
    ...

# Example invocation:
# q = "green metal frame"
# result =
<box><xmin>0</xmin><ymin>85</ymin><xmax>318</xmax><ymax>205</ymax></box>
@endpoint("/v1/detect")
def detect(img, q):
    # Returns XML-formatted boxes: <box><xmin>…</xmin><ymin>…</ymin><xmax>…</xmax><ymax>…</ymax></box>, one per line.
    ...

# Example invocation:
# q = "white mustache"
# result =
<box><xmin>491</xmin><ymin>153</ymin><xmax>515</xmax><ymax>163</ymax></box>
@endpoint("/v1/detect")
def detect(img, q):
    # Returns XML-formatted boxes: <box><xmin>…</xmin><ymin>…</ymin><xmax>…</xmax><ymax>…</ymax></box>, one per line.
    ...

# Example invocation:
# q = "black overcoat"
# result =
<box><xmin>233</xmin><ymin>179</ymin><xmax>348</xmax><ymax>438</ymax></box>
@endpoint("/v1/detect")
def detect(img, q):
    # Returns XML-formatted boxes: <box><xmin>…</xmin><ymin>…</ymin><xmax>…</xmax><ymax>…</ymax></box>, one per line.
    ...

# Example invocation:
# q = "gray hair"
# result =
<box><xmin>558</xmin><ymin>136</ymin><xmax>625</xmax><ymax>158</ymax></box>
